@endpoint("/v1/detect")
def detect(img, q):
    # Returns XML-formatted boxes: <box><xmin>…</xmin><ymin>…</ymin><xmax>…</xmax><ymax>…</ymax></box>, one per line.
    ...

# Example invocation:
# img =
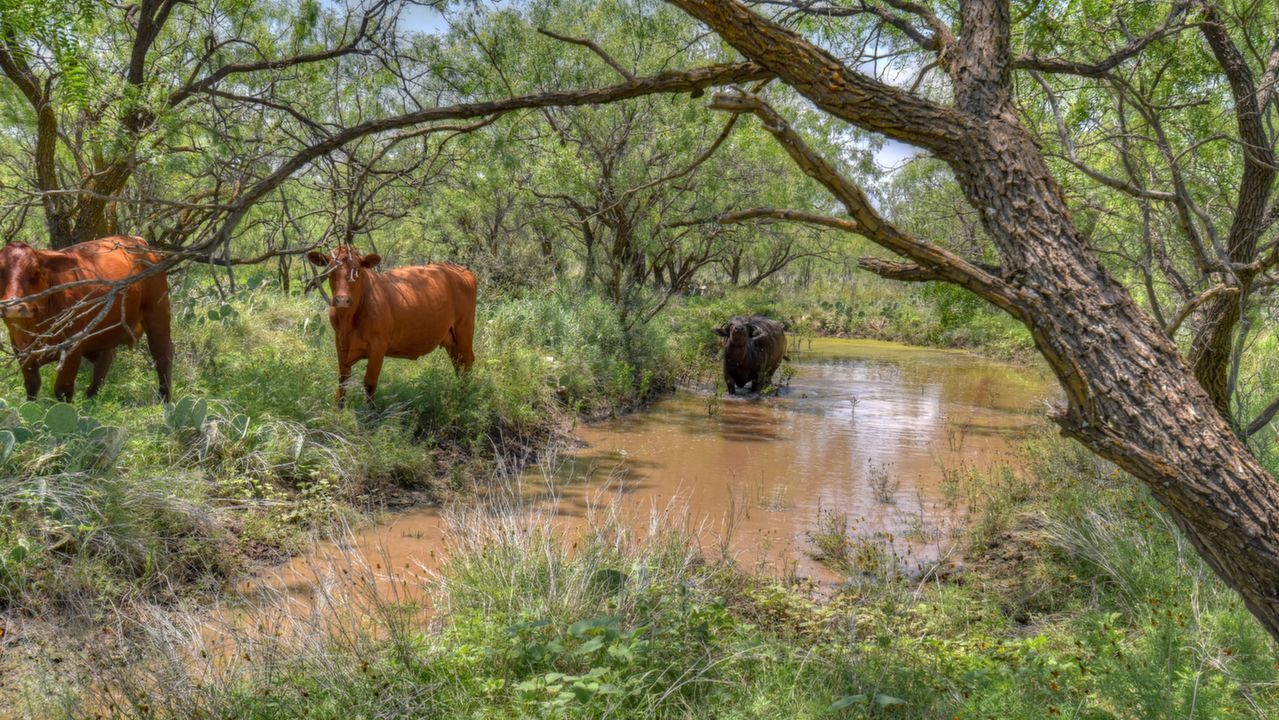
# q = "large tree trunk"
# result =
<box><xmin>954</xmin><ymin>117</ymin><xmax>1279</xmax><ymax>638</ymax></box>
<box><xmin>669</xmin><ymin>0</ymin><xmax>1279</xmax><ymax>639</ymax></box>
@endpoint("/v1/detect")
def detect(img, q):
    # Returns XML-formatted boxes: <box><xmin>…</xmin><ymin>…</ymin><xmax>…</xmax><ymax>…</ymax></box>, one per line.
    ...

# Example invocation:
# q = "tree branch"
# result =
<box><xmin>1014</xmin><ymin>3</ymin><xmax>1193</xmax><ymax>77</ymax></box>
<box><xmin>717</xmin><ymin>207</ymin><xmax>859</xmax><ymax>232</ymax></box>
<box><xmin>664</xmin><ymin>0</ymin><xmax>973</xmax><ymax>156</ymax></box>
<box><xmin>1245</xmin><ymin>393</ymin><xmax>1279</xmax><ymax>437</ymax></box>
<box><xmin>857</xmin><ymin>256</ymin><xmax>945</xmax><ymax>281</ymax></box>
<box><xmin>1164</xmin><ymin>283</ymin><xmax>1239</xmax><ymax>337</ymax></box>
<box><xmin>537</xmin><ymin>28</ymin><xmax>634</xmax><ymax>80</ymax></box>
<box><xmin>707</xmin><ymin>90</ymin><xmax>1024</xmax><ymax>316</ymax></box>
<box><xmin>206</xmin><ymin>61</ymin><xmax>773</xmax><ymax>249</ymax></box>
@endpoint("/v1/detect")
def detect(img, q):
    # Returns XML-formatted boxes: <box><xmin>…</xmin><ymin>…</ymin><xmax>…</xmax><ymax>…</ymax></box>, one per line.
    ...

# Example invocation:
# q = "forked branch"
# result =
<box><xmin>1164</xmin><ymin>283</ymin><xmax>1239</xmax><ymax>337</ymax></box>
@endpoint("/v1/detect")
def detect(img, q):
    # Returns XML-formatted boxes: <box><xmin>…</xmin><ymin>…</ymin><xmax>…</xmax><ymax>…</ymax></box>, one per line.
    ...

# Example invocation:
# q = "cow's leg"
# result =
<box><xmin>363</xmin><ymin>349</ymin><xmax>386</xmax><ymax>404</ymax></box>
<box><xmin>53</xmin><ymin>351</ymin><xmax>83</xmax><ymax>402</ymax></box>
<box><xmin>336</xmin><ymin>359</ymin><xmax>353</xmax><ymax>408</ymax></box>
<box><xmin>445</xmin><ymin>333</ymin><xmax>474</xmax><ymax>374</ymax></box>
<box><xmin>85</xmin><ymin>347</ymin><xmax>117</xmax><ymax>398</ymax></box>
<box><xmin>141</xmin><ymin>300</ymin><xmax>174</xmax><ymax>402</ymax></box>
<box><xmin>448</xmin><ymin>319</ymin><xmax>475</xmax><ymax>373</ymax></box>
<box><xmin>21</xmin><ymin>358</ymin><xmax>41</xmax><ymax>400</ymax></box>
<box><xmin>725</xmin><ymin>374</ymin><xmax>736</xmax><ymax>395</ymax></box>
<box><xmin>751</xmin><ymin>372</ymin><xmax>769</xmax><ymax>393</ymax></box>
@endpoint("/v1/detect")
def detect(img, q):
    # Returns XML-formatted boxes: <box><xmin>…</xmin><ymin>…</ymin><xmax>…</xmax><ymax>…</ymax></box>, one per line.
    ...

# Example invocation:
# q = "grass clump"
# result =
<box><xmin>64</xmin><ymin>504</ymin><xmax>859</xmax><ymax>719</ymax></box>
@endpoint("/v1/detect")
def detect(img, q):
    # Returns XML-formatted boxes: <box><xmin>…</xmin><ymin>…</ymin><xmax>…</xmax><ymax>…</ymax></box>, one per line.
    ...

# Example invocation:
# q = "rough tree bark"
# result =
<box><xmin>667</xmin><ymin>0</ymin><xmax>1279</xmax><ymax>640</ymax></box>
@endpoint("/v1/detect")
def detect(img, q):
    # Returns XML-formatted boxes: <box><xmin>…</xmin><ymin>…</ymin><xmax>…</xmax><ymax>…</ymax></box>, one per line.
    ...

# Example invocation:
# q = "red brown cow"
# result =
<box><xmin>307</xmin><ymin>246</ymin><xmax>476</xmax><ymax>407</ymax></box>
<box><xmin>0</xmin><ymin>236</ymin><xmax>173</xmax><ymax>402</ymax></box>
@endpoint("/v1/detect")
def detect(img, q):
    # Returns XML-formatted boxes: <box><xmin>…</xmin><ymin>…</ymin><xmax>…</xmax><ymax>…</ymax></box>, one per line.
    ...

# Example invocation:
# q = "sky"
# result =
<box><xmin>398</xmin><ymin>3</ymin><xmax>449</xmax><ymax>34</ymax></box>
<box><xmin>873</xmin><ymin>140</ymin><xmax>917</xmax><ymax>171</ymax></box>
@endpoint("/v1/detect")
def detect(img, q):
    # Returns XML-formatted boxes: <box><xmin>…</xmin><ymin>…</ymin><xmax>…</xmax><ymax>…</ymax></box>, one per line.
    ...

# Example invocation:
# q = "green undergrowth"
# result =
<box><xmin>37</xmin><ymin>432</ymin><xmax>1277</xmax><ymax>719</ymax></box>
<box><xmin>0</xmin><ymin>282</ymin><xmax>680</xmax><ymax>615</ymax></box>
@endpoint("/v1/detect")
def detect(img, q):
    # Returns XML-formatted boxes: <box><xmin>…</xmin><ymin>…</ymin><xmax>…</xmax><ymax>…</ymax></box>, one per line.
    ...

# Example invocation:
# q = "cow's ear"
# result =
<box><xmin>360</xmin><ymin>253</ymin><xmax>381</xmax><ymax>269</ymax></box>
<box><xmin>306</xmin><ymin>251</ymin><xmax>330</xmax><ymax>267</ymax></box>
<box><xmin>36</xmin><ymin>250</ymin><xmax>78</xmax><ymax>275</ymax></box>
<box><xmin>713</xmin><ymin>325</ymin><xmax>729</xmax><ymax>337</ymax></box>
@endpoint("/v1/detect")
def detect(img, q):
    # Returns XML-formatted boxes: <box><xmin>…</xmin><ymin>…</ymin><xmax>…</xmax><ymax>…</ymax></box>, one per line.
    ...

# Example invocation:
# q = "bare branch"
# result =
<box><xmin>716</xmin><ymin>207</ymin><xmax>859</xmax><ymax>232</ymax></box>
<box><xmin>857</xmin><ymin>257</ymin><xmax>945</xmax><ymax>281</ymax></box>
<box><xmin>1165</xmin><ymin>283</ymin><xmax>1240</xmax><ymax>337</ymax></box>
<box><xmin>538</xmin><ymin>28</ymin><xmax>635</xmax><ymax>80</ymax></box>
<box><xmin>207</xmin><ymin>61</ymin><xmax>774</xmax><ymax>250</ymax></box>
<box><xmin>1246</xmin><ymin>393</ymin><xmax>1279</xmax><ymax>437</ymax></box>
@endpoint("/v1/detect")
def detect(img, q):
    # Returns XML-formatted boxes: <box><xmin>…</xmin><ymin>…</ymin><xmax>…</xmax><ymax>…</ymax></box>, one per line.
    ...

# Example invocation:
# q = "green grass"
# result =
<box><xmin>30</xmin><ymin>432</ymin><xmax>1275</xmax><ymax>719</ymax></box>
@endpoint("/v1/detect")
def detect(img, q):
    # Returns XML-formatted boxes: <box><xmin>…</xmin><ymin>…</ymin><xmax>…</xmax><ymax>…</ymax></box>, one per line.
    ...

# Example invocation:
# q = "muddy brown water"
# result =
<box><xmin>239</xmin><ymin>338</ymin><xmax>1054</xmax><ymax>623</ymax></box>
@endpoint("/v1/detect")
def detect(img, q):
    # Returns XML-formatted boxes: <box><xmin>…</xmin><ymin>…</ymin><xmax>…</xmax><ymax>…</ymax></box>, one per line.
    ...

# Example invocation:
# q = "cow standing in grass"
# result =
<box><xmin>714</xmin><ymin>315</ymin><xmax>786</xmax><ymax>395</ymax></box>
<box><xmin>0</xmin><ymin>236</ymin><xmax>173</xmax><ymax>402</ymax></box>
<box><xmin>308</xmin><ymin>246</ymin><xmax>476</xmax><ymax>407</ymax></box>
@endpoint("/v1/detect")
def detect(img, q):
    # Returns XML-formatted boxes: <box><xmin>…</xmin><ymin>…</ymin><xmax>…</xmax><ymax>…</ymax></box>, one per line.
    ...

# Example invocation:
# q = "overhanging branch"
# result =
<box><xmin>857</xmin><ymin>257</ymin><xmax>944</xmax><ymax>281</ymax></box>
<box><xmin>666</xmin><ymin>0</ymin><xmax>972</xmax><ymax>156</ymax></box>
<box><xmin>207</xmin><ymin>61</ymin><xmax>773</xmax><ymax>250</ymax></box>
<box><xmin>679</xmin><ymin>207</ymin><xmax>861</xmax><ymax>232</ymax></box>
<box><xmin>706</xmin><ymin>90</ymin><xmax>1024</xmax><ymax>317</ymax></box>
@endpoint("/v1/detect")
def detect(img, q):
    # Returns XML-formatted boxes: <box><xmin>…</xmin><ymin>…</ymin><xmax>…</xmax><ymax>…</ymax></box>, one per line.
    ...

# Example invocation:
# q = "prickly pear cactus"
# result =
<box><xmin>0</xmin><ymin>399</ymin><xmax>127</xmax><ymax>472</ymax></box>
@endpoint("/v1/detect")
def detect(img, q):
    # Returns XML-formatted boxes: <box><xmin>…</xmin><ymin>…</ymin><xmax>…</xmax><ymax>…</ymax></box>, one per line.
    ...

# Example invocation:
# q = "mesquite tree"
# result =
<box><xmin>642</xmin><ymin>0</ymin><xmax>1279</xmax><ymax>639</ymax></box>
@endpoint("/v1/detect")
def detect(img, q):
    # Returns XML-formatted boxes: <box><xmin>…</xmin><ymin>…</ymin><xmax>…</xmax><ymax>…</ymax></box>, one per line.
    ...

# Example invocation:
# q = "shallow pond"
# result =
<box><xmin>250</xmin><ymin>338</ymin><xmax>1054</xmax><ymax>611</ymax></box>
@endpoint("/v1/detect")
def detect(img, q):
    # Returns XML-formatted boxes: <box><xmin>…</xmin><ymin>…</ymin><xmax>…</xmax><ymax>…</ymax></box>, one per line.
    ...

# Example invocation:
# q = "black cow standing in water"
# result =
<box><xmin>714</xmin><ymin>315</ymin><xmax>787</xmax><ymax>394</ymax></box>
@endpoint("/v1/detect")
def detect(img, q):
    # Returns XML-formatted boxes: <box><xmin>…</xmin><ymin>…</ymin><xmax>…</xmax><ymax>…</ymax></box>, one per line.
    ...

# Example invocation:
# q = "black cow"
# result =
<box><xmin>714</xmin><ymin>315</ymin><xmax>786</xmax><ymax>394</ymax></box>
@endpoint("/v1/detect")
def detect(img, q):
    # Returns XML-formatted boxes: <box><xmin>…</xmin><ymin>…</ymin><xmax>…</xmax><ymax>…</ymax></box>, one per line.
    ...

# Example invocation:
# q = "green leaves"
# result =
<box><xmin>0</xmin><ymin>430</ymin><xmax>14</xmax><ymax>464</ymax></box>
<box><xmin>1</xmin><ymin>0</ymin><xmax>97</xmax><ymax>107</ymax></box>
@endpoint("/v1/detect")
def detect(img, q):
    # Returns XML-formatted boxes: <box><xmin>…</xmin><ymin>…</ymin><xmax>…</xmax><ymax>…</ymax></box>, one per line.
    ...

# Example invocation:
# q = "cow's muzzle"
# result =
<box><xmin>332</xmin><ymin>295</ymin><xmax>353</xmax><ymax>308</ymax></box>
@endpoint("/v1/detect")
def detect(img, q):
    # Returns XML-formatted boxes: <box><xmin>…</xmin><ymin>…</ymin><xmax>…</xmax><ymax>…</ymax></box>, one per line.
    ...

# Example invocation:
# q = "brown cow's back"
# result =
<box><xmin>45</xmin><ymin>236</ymin><xmax>170</xmax><ymax>351</ymax></box>
<box><xmin>359</xmin><ymin>263</ymin><xmax>477</xmax><ymax>360</ymax></box>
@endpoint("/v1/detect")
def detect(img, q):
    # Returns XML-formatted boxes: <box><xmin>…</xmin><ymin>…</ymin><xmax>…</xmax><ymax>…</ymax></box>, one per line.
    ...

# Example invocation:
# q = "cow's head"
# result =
<box><xmin>714</xmin><ymin>318</ymin><xmax>762</xmax><ymax>349</ymax></box>
<box><xmin>307</xmin><ymin>245</ymin><xmax>381</xmax><ymax>309</ymax></box>
<box><xmin>0</xmin><ymin>242</ymin><xmax>75</xmax><ymax>323</ymax></box>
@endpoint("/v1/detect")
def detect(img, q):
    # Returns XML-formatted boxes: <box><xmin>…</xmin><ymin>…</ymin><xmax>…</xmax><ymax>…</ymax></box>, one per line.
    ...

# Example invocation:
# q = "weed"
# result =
<box><xmin>867</xmin><ymin>459</ymin><xmax>899</xmax><ymax>504</ymax></box>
